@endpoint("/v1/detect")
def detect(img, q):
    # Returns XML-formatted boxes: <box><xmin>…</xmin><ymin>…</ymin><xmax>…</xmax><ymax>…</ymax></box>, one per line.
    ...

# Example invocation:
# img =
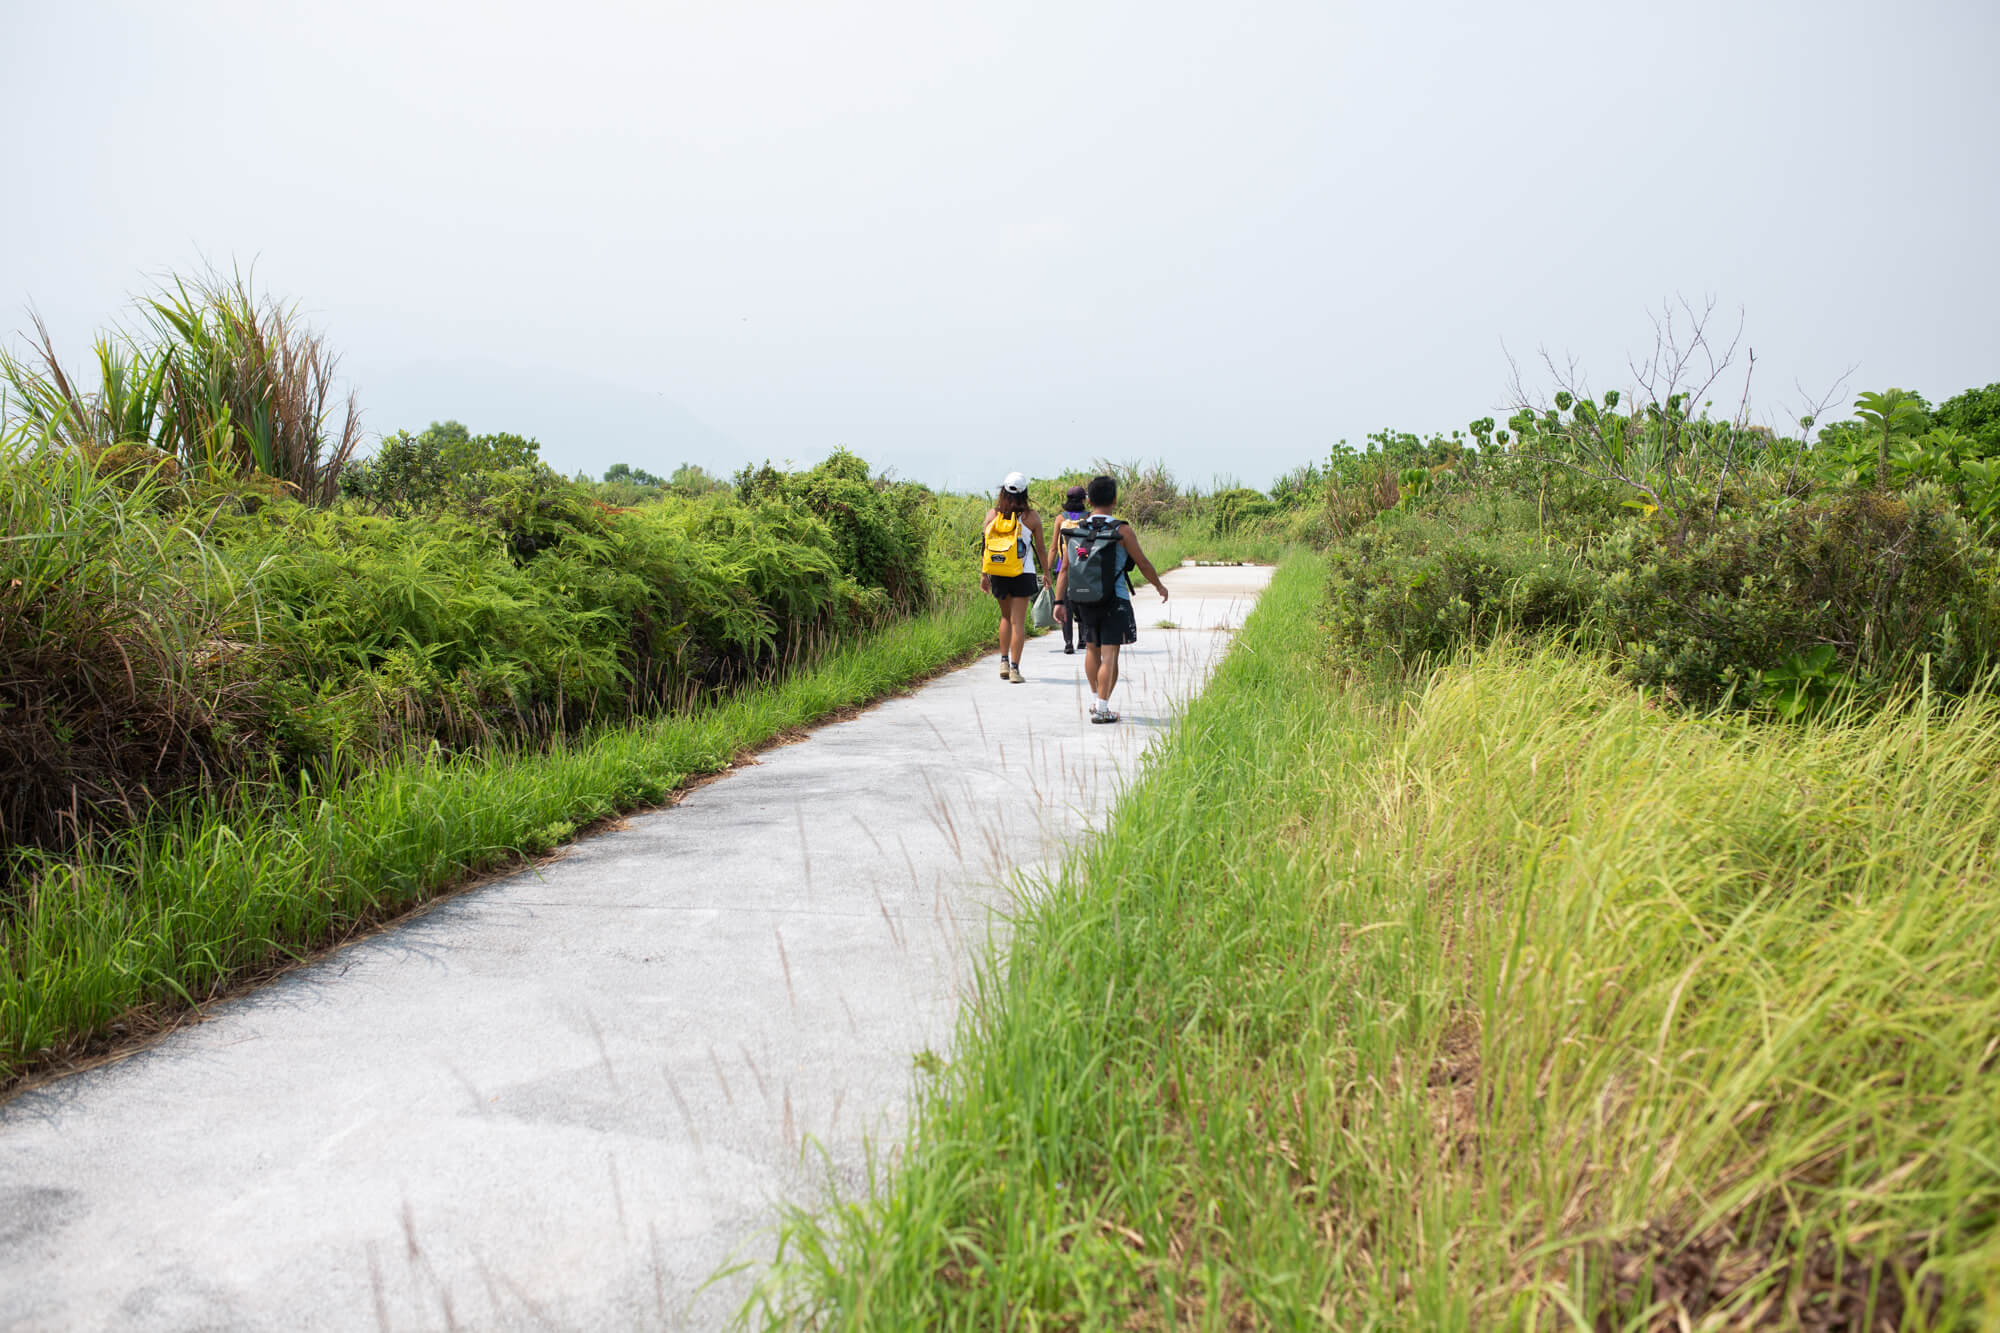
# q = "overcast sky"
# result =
<box><xmin>5</xmin><ymin>0</ymin><xmax>1995</xmax><ymax>489</ymax></box>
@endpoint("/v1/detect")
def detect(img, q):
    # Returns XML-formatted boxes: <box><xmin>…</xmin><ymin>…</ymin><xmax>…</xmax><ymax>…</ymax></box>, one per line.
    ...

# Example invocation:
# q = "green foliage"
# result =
<box><xmin>1505</xmin><ymin>391</ymin><xmax>1798</xmax><ymax>533</ymax></box>
<box><xmin>1267</xmin><ymin>462</ymin><xmax>1326</xmax><ymax>509</ymax></box>
<box><xmin>0</xmin><ymin>439</ymin><xmax>948</xmax><ymax>870</ymax></box>
<box><xmin>2</xmin><ymin>271</ymin><xmax>361</xmax><ymax>502</ymax></box>
<box><xmin>1203</xmin><ymin>486</ymin><xmax>1276</xmax><ymax>531</ymax></box>
<box><xmin>1754</xmin><ymin>643</ymin><xmax>1853</xmax><ymax>720</ymax></box>
<box><xmin>338</xmin><ymin>420</ymin><xmax>542</xmax><ymax>513</ymax></box>
<box><xmin>1324</xmin><ymin>495</ymin><xmax>1592</xmax><ymax>665</ymax></box>
<box><xmin>735</xmin><ymin>447</ymin><xmax>934</xmax><ymax>603</ymax></box>
<box><xmin>0</xmin><ymin>428</ymin><xmax>262</xmax><ymax>863</ymax></box>
<box><xmin>143</xmin><ymin>270</ymin><xmax>362</xmax><ymax>503</ymax></box>
<box><xmin>0</xmin><ymin>317</ymin><xmax>167</xmax><ymax>453</ymax></box>
<box><xmin>1322</xmin><ymin>412</ymin><xmax>2000</xmax><ymax>712</ymax></box>
<box><xmin>1594</xmin><ymin>487</ymin><xmax>2000</xmax><ymax>708</ymax></box>
<box><xmin>603</xmin><ymin>461</ymin><xmax>665</xmax><ymax>487</ymax></box>
<box><xmin>593</xmin><ymin>461</ymin><xmax>727</xmax><ymax>505</ymax></box>
<box><xmin>1933</xmin><ymin>381</ymin><xmax>2000</xmax><ymax>456</ymax></box>
<box><xmin>1851</xmin><ymin>388</ymin><xmax>1931</xmax><ymax>490</ymax></box>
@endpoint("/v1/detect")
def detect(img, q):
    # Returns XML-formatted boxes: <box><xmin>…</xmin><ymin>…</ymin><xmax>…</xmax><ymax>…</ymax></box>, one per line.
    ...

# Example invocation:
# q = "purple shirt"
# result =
<box><xmin>1051</xmin><ymin>509</ymin><xmax>1087</xmax><ymax>573</ymax></box>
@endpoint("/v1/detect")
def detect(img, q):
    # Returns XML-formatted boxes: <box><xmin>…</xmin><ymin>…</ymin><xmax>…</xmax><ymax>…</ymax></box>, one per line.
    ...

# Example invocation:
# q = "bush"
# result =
<box><xmin>205</xmin><ymin>481</ymin><xmax>881</xmax><ymax>765</ymax></box>
<box><xmin>1595</xmin><ymin>487</ymin><xmax>2000</xmax><ymax>707</ymax></box>
<box><xmin>0</xmin><ymin>440</ymin><xmax>947</xmax><ymax>871</ymax></box>
<box><xmin>1934</xmin><ymin>381</ymin><xmax>2000</xmax><ymax>456</ymax></box>
<box><xmin>592</xmin><ymin>461</ymin><xmax>729</xmax><ymax>506</ymax></box>
<box><xmin>1325</xmin><ymin>475</ymin><xmax>2000</xmax><ymax>712</ymax></box>
<box><xmin>0</xmin><ymin>442</ymin><xmax>261</xmax><ymax>868</ymax></box>
<box><xmin>736</xmin><ymin>448</ymin><xmax>934</xmax><ymax>604</ymax></box>
<box><xmin>338</xmin><ymin>420</ymin><xmax>542</xmax><ymax>514</ymax></box>
<box><xmin>1324</xmin><ymin>494</ymin><xmax>1593</xmax><ymax>665</ymax></box>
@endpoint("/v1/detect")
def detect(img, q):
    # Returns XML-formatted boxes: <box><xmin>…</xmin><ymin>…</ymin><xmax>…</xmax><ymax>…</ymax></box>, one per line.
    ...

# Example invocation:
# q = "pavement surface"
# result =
<box><xmin>0</xmin><ymin>565</ymin><xmax>1271</xmax><ymax>1332</ymax></box>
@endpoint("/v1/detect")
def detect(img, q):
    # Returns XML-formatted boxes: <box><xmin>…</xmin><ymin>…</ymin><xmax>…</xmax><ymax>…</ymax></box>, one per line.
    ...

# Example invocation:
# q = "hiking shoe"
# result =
<box><xmin>1063</xmin><ymin>646</ymin><xmax>1076</xmax><ymax>655</ymax></box>
<box><xmin>999</xmin><ymin>660</ymin><xmax>1012</xmax><ymax>678</ymax></box>
<box><xmin>1091</xmin><ymin>708</ymin><xmax>1119</xmax><ymax>724</ymax></box>
<box><xmin>1007</xmin><ymin>665</ymin><xmax>1026</xmax><ymax>684</ymax></box>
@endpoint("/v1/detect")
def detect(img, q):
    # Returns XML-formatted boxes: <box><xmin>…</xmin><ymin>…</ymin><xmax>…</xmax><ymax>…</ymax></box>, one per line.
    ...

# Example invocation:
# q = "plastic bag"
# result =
<box><xmin>1030</xmin><ymin>584</ymin><xmax>1055</xmax><ymax>631</ymax></box>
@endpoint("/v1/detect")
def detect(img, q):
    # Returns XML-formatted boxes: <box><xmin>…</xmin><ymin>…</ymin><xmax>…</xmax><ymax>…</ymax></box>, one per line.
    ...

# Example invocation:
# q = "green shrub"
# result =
<box><xmin>736</xmin><ymin>448</ymin><xmax>934</xmax><ymax>603</ymax></box>
<box><xmin>0</xmin><ymin>437</ymin><xmax>956</xmax><ymax>871</ymax></box>
<box><xmin>338</xmin><ymin>420</ymin><xmax>543</xmax><ymax>514</ymax></box>
<box><xmin>1324</xmin><ymin>494</ymin><xmax>1593</xmax><ymax>664</ymax></box>
<box><xmin>1934</xmin><ymin>381</ymin><xmax>2000</xmax><ymax>456</ymax></box>
<box><xmin>0</xmin><ymin>438</ymin><xmax>262</xmax><ymax>870</ymax></box>
<box><xmin>1326</xmin><ymin>477</ymin><xmax>2000</xmax><ymax>713</ymax></box>
<box><xmin>1594</xmin><ymin>487</ymin><xmax>2000</xmax><ymax>708</ymax></box>
<box><xmin>582</xmin><ymin>461</ymin><xmax>732</xmax><ymax>507</ymax></box>
<box><xmin>204</xmin><ymin>481</ymin><xmax>881</xmax><ymax>765</ymax></box>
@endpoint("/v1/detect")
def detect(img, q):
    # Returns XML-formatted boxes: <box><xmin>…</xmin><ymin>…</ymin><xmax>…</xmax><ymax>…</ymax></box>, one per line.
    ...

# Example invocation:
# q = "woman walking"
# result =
<box><xmin>980</xmin><ymin>471</ymin><xmax>1051</xmax><ymax>684</ymax></box>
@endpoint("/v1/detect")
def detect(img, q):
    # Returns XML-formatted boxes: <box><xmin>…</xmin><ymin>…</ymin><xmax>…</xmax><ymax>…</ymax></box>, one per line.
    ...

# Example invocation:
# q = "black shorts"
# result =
<box><xmin>989</xmin><ymin>572</ymin><xmax>1040</xmax><ymax>601</ymax></box>
<box><xmin>1073</xmin><ymin>598</ymin><xmax>1138</xmax><ymax>646</ymax></box>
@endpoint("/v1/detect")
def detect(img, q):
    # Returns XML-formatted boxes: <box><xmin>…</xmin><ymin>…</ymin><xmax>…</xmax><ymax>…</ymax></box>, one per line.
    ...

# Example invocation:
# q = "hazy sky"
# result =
<box><xmin>5</xmin><ymin>0</ymin><xmax>1996</xmax><ymax>489</ymax></box>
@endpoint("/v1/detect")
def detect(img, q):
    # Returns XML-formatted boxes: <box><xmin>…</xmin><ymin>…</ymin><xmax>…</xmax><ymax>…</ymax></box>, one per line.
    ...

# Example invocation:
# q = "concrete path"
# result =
<box><xmin>0</xmin><ymin>565</ymin><xmax>1271</xmax><ymax>1332</ymax></box>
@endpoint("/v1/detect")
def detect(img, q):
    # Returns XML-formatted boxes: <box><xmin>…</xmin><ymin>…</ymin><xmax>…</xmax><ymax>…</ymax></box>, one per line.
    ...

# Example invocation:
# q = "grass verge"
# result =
<box><xmin>0</xmin><ymin>592</ymin><xmax>999</xmax><ymax>1089</ymax></box>
<box><xmin>754</xmin><ymin>553</ymin><xmax>2000</xmax><ymax>1328</ymax></box>
<box><xmin>1143</xmin><ymin>528</ymin><xmax>1290</xmax><ymax>575</ymax></box>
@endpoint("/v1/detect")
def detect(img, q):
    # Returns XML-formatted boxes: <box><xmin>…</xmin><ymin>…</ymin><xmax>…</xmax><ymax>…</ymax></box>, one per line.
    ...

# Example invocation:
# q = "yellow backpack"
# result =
<box><xmin>983</xmin><ymin>511</ymin><xmax>1025</xmax><ymax>577</ymax></box>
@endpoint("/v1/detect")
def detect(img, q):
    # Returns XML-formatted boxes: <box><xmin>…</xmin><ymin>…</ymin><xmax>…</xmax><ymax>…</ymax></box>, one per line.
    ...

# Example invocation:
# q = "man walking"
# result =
<box><xmin>1052</xmin><ymin>474</ymin><xmax>1167</xmax><ymax>725</ymax></box>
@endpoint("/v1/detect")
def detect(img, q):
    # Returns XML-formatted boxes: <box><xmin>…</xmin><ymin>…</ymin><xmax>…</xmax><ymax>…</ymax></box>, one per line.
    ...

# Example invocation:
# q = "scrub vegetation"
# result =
<box><xmin>758</xmin><ymin>320</ymin><xmax>2000</xmax><ymax>1327</ymax></box>
<box><xmin>0</xmin><ymin>276</ymin><xmax>993</xmax><ymax>1082</ymax></box>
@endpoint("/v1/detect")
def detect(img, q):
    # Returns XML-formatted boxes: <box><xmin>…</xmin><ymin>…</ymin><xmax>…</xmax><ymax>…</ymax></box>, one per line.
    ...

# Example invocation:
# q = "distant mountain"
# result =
<box><xmin>352</xmin><ymin>358</ymin><xmax>747</xmax><ymax>481</ymax></box>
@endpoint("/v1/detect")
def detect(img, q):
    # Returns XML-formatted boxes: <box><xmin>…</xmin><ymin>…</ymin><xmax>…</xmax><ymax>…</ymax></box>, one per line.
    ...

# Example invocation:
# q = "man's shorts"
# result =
<box><xmin>1073</xmin><ymin>598</ymin><xmax>1138</xmax><ymax>646</ymax></box>
<box><xmin>988</xmin><ymin>572</ymin><xmax>1040</xmax><ymax>601</ymax></box>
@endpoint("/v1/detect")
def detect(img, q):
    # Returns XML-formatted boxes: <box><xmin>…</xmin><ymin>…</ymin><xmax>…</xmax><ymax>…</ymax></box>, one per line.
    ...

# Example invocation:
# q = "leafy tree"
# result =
<box><xmin>669</xmin><ymin>462</ymin><xmax>726</xmax><ymax>495</ymax></box>
<box><xmin>604</xmin><ymin>462</ymin><xmax>666</xmax><ymax>487</ymax></box>
<box><xmin>339</xmin><ymin>420</ymin><xmax>544</xmax><ymax>512</ymax></box>
<box><xmin>1933</xmin><ymin>382</ymin><xmax>2000</xmax><ymax>457</ymax></box>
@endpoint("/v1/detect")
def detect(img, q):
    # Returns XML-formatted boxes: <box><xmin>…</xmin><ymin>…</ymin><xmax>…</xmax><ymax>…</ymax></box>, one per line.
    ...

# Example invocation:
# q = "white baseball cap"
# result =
<box><xmin>1000</xmin><ymin>471</ymin><xmax>1028</xmax><ymax>493</ymax></box>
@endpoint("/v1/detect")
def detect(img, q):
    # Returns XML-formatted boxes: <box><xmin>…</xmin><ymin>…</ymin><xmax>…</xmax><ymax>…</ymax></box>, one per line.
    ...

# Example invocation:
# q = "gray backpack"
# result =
<box><xmin>1060</xmin><ymin>516</ymin><xmax>1128</xmax><ymax>605</ymax></box>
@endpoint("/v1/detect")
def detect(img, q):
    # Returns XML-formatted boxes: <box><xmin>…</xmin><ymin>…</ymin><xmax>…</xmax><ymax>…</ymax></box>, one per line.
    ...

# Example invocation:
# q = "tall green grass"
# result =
<box><xmin>0</xmin><ymin>269</ymin><xmax>361</xmax><ymax>500</ymax></box>
<box><xmin>0</xmin><ymin>593</ymin><xmax>996</xmax><ymax>1085</ymax></box>
<box><xmin>0</xmin><ymin>432</ymin><xmax>261</xmax><ymax>856</ymax></box>
<box><xmin>755</xmin><ymin>554</ymin><xmax>2000</xmax><ymax>1328</ymax></box>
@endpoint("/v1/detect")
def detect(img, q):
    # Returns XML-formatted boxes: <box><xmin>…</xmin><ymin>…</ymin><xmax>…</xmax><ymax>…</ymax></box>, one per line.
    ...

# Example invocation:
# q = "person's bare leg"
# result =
<box><xmin>1096</xmin><ymin>643</ymin><xmax>1122</xmax><ymax>705</ymax></box>
<box><xmin>996</xmin><ymin>605</ymin><xmax>1010</xmax><ymax>659</ymax></box>
<box><xmin>1006</xmin><ymin>599</ymin><xmax>1030</xmax><ymax>664</ymax></box>
<box><xmin>1082</xmin><ymin>643</ymin><xmax>1102</xmax><ymax>694</ymax></box>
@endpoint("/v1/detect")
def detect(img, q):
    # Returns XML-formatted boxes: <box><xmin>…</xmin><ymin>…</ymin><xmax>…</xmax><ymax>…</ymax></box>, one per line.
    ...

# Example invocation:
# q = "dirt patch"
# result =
<box><xmin>1593</xmin><ymin>1220</ymin><xmax>1938</xmax><ymax>1331</ymax></box>
<box><xmin>1426</xmin><ymin>1015</ymin><xmax>1483</xmax><ymax>1172</ymax></box>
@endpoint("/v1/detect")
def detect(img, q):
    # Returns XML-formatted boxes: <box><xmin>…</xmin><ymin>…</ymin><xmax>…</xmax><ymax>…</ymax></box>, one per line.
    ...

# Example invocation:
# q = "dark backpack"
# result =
<box><xmin>1061</xmin><ymin>516</ymin><xmax>1128</xmax><ymax>606</ymax></box>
